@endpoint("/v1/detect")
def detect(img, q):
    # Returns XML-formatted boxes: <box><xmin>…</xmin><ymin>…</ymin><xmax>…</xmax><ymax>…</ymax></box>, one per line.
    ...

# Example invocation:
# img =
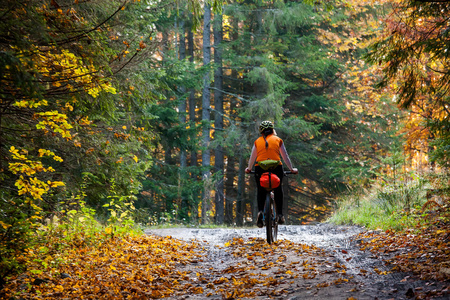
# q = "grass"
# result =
<box><xmin>328</xmin><ymin>175</ymin><xmax>432</xmax><ymax>231</ymax></box>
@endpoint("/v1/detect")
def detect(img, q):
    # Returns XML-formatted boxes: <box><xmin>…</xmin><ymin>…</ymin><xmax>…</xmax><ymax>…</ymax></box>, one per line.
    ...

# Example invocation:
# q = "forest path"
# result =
<box><xmin>147</xmin><ymin>224</ymin><xmax>447</xmax><ymax>299</ymax></box>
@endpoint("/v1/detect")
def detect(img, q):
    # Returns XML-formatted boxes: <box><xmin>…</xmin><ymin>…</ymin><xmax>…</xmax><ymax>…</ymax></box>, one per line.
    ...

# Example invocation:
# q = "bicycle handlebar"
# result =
<box><xmin>248</xmin><ymin>170</ymin><xmax>296</xmax><ymax>175</ymax></box>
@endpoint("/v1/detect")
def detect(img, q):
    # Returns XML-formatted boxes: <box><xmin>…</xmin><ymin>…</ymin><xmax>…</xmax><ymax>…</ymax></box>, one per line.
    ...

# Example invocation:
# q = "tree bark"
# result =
<box><xmin>213</xmin><ymin>9</ymin><xmax>224</xmax><ymax>224</ymax></box>
<box><xmin>201</xmin><ymin>4</ymin><xmax>212</xmax><ymax>224</ymax></box>
<box><xmin>224</xmin><ymin>154</ymin><xmax>236</xmax><ymax>225</ymax></box>
<box><xmin>188</xmin><ymin>16</ymin><xmax>197</xmax><ymax>169</ymax></box>
<box><xmin>178</xmin><ymin>13</ymin><xmax>190</xmax><ymax>222</ymax></box>
<box><xmin>236</xmin><ymin>153</ymin><xmax>246</xmax><ymax>226</ymax></box>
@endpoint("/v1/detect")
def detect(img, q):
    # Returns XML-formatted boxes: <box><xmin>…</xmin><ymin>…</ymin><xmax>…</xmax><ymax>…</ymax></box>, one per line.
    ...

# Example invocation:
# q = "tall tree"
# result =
<box><xmin>213</xmin><ymin>10</ymin><xmax>225</xmax><ymax>224</ymax></box>
<box><xmin>201</xmin><ymin>3</ymin><xmax>212</xmax><ymax>224</ymax></box>
<box><xmin>177</xmin><ymin>12</ymin><xmax>189</xmax><ymax>220</ymax></box>
<box><xmin>188</xmin><ymin>17</ymin><xmax>198</xmax><ymax>170</ymax></box>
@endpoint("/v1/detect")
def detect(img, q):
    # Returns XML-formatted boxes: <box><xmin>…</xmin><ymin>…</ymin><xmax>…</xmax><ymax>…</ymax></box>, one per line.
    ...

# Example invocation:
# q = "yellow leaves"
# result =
<box><xmin>38</xmin><ymin>149</ymin><xmax>63</xmax><ymax>162</ymax></box>
<box><xmin>373</xmin><ymin>267</ymin><xmax>390</xmax><ymax>275</ymax></box>
<box><xmin>88</xmin><ymin>83</ymin><xmax>117</xmax><ymax>98</ymax></box>
<box><xmin>18</xmin><ymin>45</ymin><xmax>117</xmax><ymax>99</ymax></box>
<box><xmin>191</xmin><ymin>286</ymin><xmax>204</xmax><ymax>294</ymax></box>
<box><xmin>79</xmin><ymin>116</ymin><xmax>92</xmax><ymax>126</ymax></box>
<box><xmin>54</xmin><ymin>285</ymin><xmax>64</xmax><ymax>293</ymax></box>
<box><xmin>65</xmin><ymin>102</ymin><xmax>73</xmax><ymax>111</ymax></box>
<box><xmin>48</xmin><ymin>181</ymin><xmax>65</xmax><ymax>188</ymax></box>
<box><xmin>132</xmin><ymin>155</ymin><xmax>138</xmax><ymax>163</ymax></box>
<box><xmin>9</xmin><ymin>146</ymin><xmax>27</xmax><ymax>161</ymax></box>
<box><xmin>2</xmin><ymin>230</ymin><xmax>363</xmax><ymax>300</ymax></box>
<box><xmin>0</xmin><ymin>221</ymin><xmax>12</xmax><ymax>230</ymax></box>
<box><xmin>35</xmin><ymin>110</ymin><xmax>73</xmax><ymax>139</ymax></box>
<box><xmin>8</xmin><ymin>146</ymin><xmax>65</xmax><ymax>200</ymax></box>
<box><xmin>13</xmin><ymin>99</ymin><xmax>48</xmax><ymax>108</ymax></box>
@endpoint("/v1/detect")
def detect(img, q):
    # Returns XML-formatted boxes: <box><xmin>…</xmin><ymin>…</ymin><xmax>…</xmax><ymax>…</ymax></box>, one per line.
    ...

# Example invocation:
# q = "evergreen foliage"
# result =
<box><xmin>366</xmin><ymin>0</ymin><xmax>450</xmax><ymax>168</ymax></box>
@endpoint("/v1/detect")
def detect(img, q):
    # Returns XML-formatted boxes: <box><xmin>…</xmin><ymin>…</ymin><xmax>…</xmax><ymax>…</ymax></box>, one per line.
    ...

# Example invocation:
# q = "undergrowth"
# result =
<box><xmin>0</xmin><ymin>182</ymin><xmax>141</xmax><ymax>289</ymax></box>
<box><xmin>329</xmin><ymin>170</ymin><xmax>449</xmax><ymax>231</ymax></box>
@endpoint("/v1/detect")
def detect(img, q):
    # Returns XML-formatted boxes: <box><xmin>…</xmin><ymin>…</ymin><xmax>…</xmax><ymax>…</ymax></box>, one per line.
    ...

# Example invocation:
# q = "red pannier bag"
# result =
<box><xmin>260</xmin><ymin>172</ymin><xmax>280</xmax><ymax>190</ymax></box>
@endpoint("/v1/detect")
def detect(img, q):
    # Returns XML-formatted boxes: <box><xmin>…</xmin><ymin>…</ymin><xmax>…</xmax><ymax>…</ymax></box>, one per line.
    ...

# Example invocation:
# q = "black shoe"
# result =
<box><xmin>278</xmin><ymin>214</ymin><xmax>285</xmax><ymax>225</ymax></box>
<box><xmin>257</xmin><ymin>211</ymin><xmax>263</xmax><ymax>228</ymax></box>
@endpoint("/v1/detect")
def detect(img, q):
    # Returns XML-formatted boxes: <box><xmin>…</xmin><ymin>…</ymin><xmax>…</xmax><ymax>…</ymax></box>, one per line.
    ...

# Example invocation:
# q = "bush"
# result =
<box><xmin>0</xmin><ymin>193</ymin><xmax>39</xmax><ymax>287</ymax></box>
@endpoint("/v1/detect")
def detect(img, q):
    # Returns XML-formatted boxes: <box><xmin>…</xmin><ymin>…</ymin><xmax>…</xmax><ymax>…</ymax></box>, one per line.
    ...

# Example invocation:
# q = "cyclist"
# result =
<box><xmin>245</xmin><ymin>120</ymin><xmax>298</xmax><ymax>227</ymax></box>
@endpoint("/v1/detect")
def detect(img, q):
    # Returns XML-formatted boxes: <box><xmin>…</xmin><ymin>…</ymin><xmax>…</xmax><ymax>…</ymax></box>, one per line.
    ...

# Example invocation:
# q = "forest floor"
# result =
<box><xmin>148</xmin><ymin>224</ymin><xmax>450</xmax><ymax>300</ymax></box>
<box><xmin>2</xmin><ymin>224</ymin><xmax>449</xmax><ymax>299</ymax></box>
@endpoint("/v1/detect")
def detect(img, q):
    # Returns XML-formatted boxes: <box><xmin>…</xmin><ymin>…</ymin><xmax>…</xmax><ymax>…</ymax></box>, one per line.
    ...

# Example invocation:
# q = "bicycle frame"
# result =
<box><xmin>249</xmin><ymin>170</ymin><xmax>292</xmax><ymax>244</ymax></box>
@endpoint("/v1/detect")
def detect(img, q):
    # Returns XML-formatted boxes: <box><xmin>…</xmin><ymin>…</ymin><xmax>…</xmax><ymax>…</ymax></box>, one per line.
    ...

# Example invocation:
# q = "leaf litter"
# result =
<box><xmin>2</xmin><ymin>222</ymin><xmax>450</xmax><ymax>299</ymax></box>
<box><xmin>356</xmin><ymin>205</ymin><xmax>450</xmax><ymax>299</ymax></box>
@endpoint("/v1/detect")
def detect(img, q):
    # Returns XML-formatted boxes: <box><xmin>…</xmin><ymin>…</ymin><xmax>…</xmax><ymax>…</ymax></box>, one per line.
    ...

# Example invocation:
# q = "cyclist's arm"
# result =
<box><xmin>245</xmin><ymin>145</ymin><xmax>257</xmax><ymax>173</ymax></box>
<box><xmin>280</xmin><ymin>143</ymin><xmax>298</xmax><ymax>174</ymax></box>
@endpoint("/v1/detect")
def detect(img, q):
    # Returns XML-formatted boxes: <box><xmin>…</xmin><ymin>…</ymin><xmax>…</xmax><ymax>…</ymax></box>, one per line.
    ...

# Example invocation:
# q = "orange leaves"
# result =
<box><xmin>358</xmin><ymin>207</ymin><xmax>450</xmax><ymax>282</ymax></box>
<box><xmin>2</xmin><ymin>235</ymin><xmax>204</xmax><ymax>299</ymax></box>
<box><xmin>2</xmin><ymin>231</ymin><xmax>369</xmax><ymax>299</ymax></box>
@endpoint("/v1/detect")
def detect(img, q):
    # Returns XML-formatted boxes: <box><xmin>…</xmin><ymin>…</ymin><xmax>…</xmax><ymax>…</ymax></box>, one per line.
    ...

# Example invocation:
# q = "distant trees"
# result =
<box><xmin>1</xmin><ymin>0</ymin><xmax>416</xmax><ymax>230</ymax></box>
<box><xmin>133</xmin><ymin>0</ymin><xmax>405</xmax><ymax>225</ymax></box>
<box><xmin>366</xmin><ymin>0</ymin><xmax>450</xmax><ymax>168</ymax></box>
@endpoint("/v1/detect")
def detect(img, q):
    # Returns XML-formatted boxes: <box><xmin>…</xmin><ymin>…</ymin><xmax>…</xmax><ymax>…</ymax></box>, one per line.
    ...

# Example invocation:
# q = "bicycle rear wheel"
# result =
<box><xmin>272</xmin><ymin>195</ymin><xmax>278</xmax><ymax>243</ymax></box>
<box><xmin>265</xmin><ymin>193</ymin><xmax>278</xmax><ymax>244</ymax></box>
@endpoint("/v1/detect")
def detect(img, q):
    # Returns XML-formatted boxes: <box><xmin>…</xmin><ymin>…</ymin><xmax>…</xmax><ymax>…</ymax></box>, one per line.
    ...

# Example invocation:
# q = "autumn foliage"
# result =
<box><xmin>1</xmin><ymin>233</ymin><xmax>202</xmax><ymax>299</ymax></box>
<box><xmin>1</xmin><ymin>232</ymin><xmax>354</xmax><ymax>299</ymax></box>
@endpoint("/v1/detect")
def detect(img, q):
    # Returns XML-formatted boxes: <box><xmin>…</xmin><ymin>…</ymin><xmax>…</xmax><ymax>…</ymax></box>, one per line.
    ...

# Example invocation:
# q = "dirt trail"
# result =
<box><xmin>147</xmin><ymin>224</ymin><xmax>449</xmax><ymax>299</ymax></box>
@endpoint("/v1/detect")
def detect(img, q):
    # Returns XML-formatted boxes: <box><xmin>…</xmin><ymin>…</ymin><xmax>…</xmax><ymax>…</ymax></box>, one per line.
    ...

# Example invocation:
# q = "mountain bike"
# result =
<box><xmin>250</xmin><ymin>170</ymin><xmax>293</xmax><ymax>244</ymax></box>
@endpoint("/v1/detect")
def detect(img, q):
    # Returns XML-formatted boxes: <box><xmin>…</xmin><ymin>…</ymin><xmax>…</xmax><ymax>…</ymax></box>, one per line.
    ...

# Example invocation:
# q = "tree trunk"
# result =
<box><xmin>185</xmin><ymin>14</ymin><xmax>200</xmax><ymax>223</ymax></box>
<box><xmin>213</xmin><ymin>10</ymin><xmax>224</xmax><ymax>224</ymax></box>
<box><xmin>161</xmin><ymin>30</ymin><xmax>173</xmax><ymax>167</ymax></box>
<box><xmin>236</xmin><ymin>153</ymin><xmax>246</xmax><ymax>226</ymax></box>
<box><xmin>188</xmin><ymin>17</ymin><xmax>197</xmax><ymax>169</ymax></box>
<box><xmin>201</xmin><ymin>4</ymin><xmax>212</xmax><ymax>224</ymax></box>
<box><xmin>283</xmin><ymin>174</ymin><xmax>290</xmax><ymax>223</ymax></box>
<box><xmin>249</xmin><ymin>174</ymin><xmax>257</xmax><ymax>225</ymax></box>
<box><xmin>224</xmin><ymin>154</ymin><xmax>236</xmax><ymax>225</ymax></box>
<box><xmin>178</xmin><ymin>13</ymin><xmax>190</xmax><ymax>222</ymax></box>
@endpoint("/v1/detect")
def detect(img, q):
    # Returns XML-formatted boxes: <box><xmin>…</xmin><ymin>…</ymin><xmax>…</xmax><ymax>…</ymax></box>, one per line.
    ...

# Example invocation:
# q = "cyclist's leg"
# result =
<box><xmin>254</xmin><ymin>166</ymin><xmax>265</xmax><ymax>227</ymax></box>
<box><xmin>254</xmin><ymin>166</ymin><xmax>266</xmax><ymax>212</ymax></box>
<box><xmin>272</xmin><ymin>165</ymin><xmax>284</xmax><ymax>216</ymax></box>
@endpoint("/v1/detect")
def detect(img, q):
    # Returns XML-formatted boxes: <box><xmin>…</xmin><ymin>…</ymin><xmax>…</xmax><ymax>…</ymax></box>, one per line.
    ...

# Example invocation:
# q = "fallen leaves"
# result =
<box><xmin>168</xmin><ymin>237</ymin><xmax>355</xmax><ymax>299</ymax></box>
<box><xmin>1</xmin><ymin>234</ymin><xmax>204</xmax><ymax>299</ymax></box>
<box><xmin>1</xmin><ymin>234</ymin><xmax>356</xmax><ymax>299</ymax></box>
<box><xmin>358</xmin><ymin>206</ymin><xmax>450</xmax><ymax>282</ymax></box>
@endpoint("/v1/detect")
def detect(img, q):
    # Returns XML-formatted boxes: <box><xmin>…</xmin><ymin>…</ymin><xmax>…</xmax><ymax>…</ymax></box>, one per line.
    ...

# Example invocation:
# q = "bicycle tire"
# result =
<box><xmin>265</xmin><ymin>193</ymin><xmax>278</xmax><ymax>244</ymax></box>
<box><xmin>272</xmin><ymin>195</ymin><xmax>278</xmax><ymax>243</ymax></box>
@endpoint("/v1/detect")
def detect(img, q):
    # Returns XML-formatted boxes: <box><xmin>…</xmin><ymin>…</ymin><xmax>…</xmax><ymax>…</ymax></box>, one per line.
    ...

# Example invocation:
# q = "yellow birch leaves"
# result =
<box><xmin>9</xmin><ymin>146</ymin><xmax>65</xmax><ymax>200</ymax></box>
<box><xmin>7</xmin><ymin>44</ymin><xmax>117</xmax><ymax>201</ymax></box>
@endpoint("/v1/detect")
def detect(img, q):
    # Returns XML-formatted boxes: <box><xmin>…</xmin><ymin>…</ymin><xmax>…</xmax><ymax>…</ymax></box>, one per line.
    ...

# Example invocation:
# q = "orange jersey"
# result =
<box><xmin>254</xmin><ymin>134</ymin><xmax>283</xmax><ymax>164</ymax></box>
